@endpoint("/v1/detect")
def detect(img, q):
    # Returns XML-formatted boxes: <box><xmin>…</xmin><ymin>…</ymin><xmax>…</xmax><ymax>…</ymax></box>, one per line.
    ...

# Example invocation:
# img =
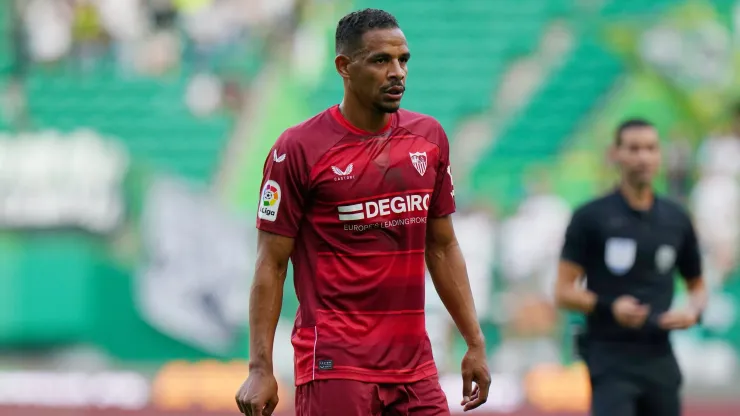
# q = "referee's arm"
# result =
<box><xmin>554</xmin><ymin>209</ymin><xmax>647</xmax><ymax>327</ymax></box>
<box><xmin>659</xmin><ymin>217</ymin><xmax>708</xmax><ymax>330</ymax></box>
<box><xmin>554</xmin><ymin>209</ymin><xmax>598</xmax><ymax>314</ymax></box>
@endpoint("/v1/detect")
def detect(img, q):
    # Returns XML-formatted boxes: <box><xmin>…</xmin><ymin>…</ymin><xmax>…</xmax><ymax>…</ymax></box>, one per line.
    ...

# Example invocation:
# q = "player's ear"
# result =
<box><xmin>335</xmin><ymin>54</ymin><xmax>352</xmax><ymax>80</ymax></box>
<box><xmin>607</xmin><ymin>144</ymin><xmax>619</xmax><ymax>165</ymax></box>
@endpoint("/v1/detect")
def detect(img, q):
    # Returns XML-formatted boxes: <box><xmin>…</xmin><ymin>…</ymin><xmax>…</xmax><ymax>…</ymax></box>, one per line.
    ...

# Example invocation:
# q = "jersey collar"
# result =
<box><xmin>613</xmin><ymin>188</ymin><xmax>657</xmax><ymax>219</ymax></box>
<box><xmin>330</xmin><ymin>105</ymin><xmax>395</xmax><ymax>136</ymax></box>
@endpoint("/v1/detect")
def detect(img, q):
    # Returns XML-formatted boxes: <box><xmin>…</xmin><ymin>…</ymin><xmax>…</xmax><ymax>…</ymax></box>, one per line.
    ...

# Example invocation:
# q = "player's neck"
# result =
<box><xmin>619</xmin><ymin>182</ymin><xmax>654</xmax><ymax>211</ymax></box>
<box><xmin>338</xmin><ymin>101</ymin><xmax>391</xmax><ymax>134</ymax></box>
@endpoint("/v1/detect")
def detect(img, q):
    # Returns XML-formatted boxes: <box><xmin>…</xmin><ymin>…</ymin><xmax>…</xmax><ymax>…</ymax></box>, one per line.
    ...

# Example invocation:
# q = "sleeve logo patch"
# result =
<box><xmin>258</xmin><ymin>180</ymin><xmax>281</xmax><ymax>222</ymax></box>
<box><xmin>273</xmin><ymin>149</ymin><xmax>286</xmax><ymax>163</ymax></box>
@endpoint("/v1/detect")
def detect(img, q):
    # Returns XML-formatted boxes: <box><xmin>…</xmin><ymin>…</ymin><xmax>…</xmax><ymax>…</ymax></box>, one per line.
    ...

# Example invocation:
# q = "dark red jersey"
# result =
<box><xmin>256</xmin><ymin>105</ymin><xmax>456</xmax><ymax>385</ymax></box>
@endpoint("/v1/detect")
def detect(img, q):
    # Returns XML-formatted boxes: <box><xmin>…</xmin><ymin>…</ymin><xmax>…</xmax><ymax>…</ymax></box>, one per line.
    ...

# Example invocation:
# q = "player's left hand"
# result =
<box><xmin>658</xmin><ymin>308</ymin><xmax>699</xmax><ymax>330</ymax></box>
<box><xmin>460</xmin><ymin>344</ymin><xmax>491</xmax><ymax>412</ymax></box>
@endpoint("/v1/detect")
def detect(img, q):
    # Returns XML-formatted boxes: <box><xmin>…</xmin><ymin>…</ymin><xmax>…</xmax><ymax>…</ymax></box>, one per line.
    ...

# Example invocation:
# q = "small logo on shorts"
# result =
<box><xmin>318</xmin><ymin>359</ymin><xmax>333</xmax><ymax>370</ymax></box>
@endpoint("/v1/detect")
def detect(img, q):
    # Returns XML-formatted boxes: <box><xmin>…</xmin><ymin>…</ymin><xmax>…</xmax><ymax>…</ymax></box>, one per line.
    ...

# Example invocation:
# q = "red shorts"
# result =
<box><xmin>295</xmin><ymin>375</ymin><xmax>450</xmax><ymax>416</ymax></box>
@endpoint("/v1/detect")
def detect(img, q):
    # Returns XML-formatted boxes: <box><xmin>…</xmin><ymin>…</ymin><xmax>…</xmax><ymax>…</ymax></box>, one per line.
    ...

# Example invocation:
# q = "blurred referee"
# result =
<box><xmin>554</xmin><ymin>119</ymin><xmax>708</xmax><ymax>416</ymax></box>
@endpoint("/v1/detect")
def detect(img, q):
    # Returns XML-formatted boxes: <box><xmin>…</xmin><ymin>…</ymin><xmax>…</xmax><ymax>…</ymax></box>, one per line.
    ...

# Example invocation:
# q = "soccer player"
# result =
<box><xmin>235</xmin><ymin>8</ymin><xmax>490</xmax><ymax>416</ymax></box>
<box><xmin>554</xmin><ymin>119</ymin><xmax>708</xmax><ymax>416</ymax></box>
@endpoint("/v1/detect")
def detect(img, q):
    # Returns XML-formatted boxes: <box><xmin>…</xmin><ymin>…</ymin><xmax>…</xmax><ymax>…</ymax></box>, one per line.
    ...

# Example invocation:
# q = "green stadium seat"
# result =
<box><xmin>23</xmin><ymin>63</ymin><xmax>238</xmax><ymax>183</ymax></box>
<box><xmin>599</xmin><ymin>0</ymin><xmax>677</xmax><ymax>16</ymax></box>
<box><xmin>472</xmin><ymin>38</ymin><xmax>623</xmax><ymax>211</ymax></box>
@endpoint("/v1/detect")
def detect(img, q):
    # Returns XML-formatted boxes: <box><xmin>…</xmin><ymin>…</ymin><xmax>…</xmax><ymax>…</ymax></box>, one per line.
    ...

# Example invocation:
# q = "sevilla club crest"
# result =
<box><xmin>409</xmin><ymin>152</ymin><xmax>427</xmax><ymax>176</ymax></box>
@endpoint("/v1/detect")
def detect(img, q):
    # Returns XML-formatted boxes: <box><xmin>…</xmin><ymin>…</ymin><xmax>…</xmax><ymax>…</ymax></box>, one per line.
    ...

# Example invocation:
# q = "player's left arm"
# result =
<box><xmin>425</xmin><ymin>122</ymin><xmax>490</xmax><ymax>411</ymax></box>
<box><xmin>659</xmin><ymin>215</ymin><xmax>708</xmax><ymax>330</ymax></box>
<box><xmin>426</xmin><ymin>215</ymin><xmax>490</xmax><ymax>410</ymax></box>
<box><xmin>426</xmin><ymin>216</ymin><xmax>485</xmax><ymax>349</ymax></box>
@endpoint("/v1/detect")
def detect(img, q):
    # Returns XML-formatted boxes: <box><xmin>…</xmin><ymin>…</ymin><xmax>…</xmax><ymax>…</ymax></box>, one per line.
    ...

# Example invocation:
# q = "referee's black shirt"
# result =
<box><xmin>561</xmin><ymin>190</ymin><xmax>702</xmax><ymax>346</ymax></box>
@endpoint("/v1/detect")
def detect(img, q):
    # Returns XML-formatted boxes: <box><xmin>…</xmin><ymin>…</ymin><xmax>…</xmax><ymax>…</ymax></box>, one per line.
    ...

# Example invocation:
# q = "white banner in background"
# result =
<box><xmin>0</xmin><ymin>371</ymin><xmax>149</xmax><ymax>409</ymax></box>
<box><xmin>639</xmin><ymin>19</ymin><xmax>732</xmax><ymax>88</ymax></box>
<box><xmin>0</xmin><ymin>130</ymin><xmax>128</xmax><ymax>233</ymax></box>
<box><xmin>136</xmin><ymin>177</ymin><xmax>254</xmax><ymax>355</ymax></box>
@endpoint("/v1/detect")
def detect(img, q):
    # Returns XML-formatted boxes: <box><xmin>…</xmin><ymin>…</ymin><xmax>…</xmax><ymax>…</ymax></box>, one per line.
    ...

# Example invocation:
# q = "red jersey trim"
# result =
<box><xmin>256</xmin><ymin>223</ymin><xmax>299</xmax><ymax>238</ymax></box>
<box><xmin>329</xmin><ymin>105</ymin><xmax>394</xmax><ymax>135</ymax></box>
<box><xmin>317</xmin><ymin>249</ymin><xmax>425</xmax><ymax>258</ymax></box>
<box><xmin>316</xmin><ymin>308</ymin><xmax>425</xmax><ymax>315</ymax></box>
<box><xmin>295</xmin><ymin>360</ymin><xmax>437</xmax><ymax>386</ymax></box>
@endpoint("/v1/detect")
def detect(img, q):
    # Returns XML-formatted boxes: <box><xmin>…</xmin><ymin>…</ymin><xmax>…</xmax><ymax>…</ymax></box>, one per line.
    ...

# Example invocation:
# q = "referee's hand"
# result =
<box><xmin>612</xmin><ymin>296</ymin><xmax>650</xmax><ymax>329</ymax></box>
<box><xmin>658</xmin><ymin>308</ymin><xmax>699</xmax><ymax>330</ymax></box>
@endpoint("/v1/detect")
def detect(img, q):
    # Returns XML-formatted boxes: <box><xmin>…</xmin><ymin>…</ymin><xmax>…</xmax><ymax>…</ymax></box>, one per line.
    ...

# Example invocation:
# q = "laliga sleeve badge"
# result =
<box><xmin>258</xmin><ymin>180</ymin><xmax>281</xmax><ymax>221</ymax></box>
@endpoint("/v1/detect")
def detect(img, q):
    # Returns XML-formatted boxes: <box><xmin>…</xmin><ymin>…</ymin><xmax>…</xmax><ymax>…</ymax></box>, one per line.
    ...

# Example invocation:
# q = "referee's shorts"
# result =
<box><xmin>581</xmin><ymin>340</ymin><xmax>682</xmax><ymax>416</ymax></box>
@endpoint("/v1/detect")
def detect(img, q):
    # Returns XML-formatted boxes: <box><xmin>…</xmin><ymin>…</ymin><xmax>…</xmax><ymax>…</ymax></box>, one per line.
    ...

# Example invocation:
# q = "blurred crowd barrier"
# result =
<box><xmin>2</xmin><ymin>0</ymin><xmax>740</xmax><ymax>415</ymax></box>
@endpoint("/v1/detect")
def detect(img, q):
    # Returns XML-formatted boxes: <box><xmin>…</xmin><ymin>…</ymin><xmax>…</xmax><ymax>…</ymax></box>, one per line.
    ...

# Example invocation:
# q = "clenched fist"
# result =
<box><xmin>235</xmin><ymin>369</ymin><xmax>279</xmax><ymax>416</ymax></box>
<box><xmin>612</xmin><ymin>295</ymin><xmax>650</xmax><ymax>329</ymax></box>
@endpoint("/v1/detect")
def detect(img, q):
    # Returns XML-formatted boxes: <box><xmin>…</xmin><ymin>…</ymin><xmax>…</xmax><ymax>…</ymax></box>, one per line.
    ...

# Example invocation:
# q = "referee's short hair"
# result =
<box><xmin>614</xmin><ymin>118</ymin><xmax>655</xmax><ymax>146</ymax></box>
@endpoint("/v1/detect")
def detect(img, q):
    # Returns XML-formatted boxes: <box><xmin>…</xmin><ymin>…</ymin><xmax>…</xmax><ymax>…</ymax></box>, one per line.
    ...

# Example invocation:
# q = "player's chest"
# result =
<box><xmin>596</xmin><ymin>215</ymin><xmax>684</xmax><ymax>276</ymax></box>
<box><xmin>310</xmin><ymin>137</ymin><xmax>440</xmax><ymax>202</ymax></box>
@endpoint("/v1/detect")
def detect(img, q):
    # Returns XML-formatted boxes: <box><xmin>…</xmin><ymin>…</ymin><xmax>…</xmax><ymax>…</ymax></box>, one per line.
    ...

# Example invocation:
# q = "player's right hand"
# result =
<box><xmin>235</xmin><ymin>368</ymin><xmax>279</xmax><ymax>416</ymax></box>
<box><xmin>611</xmin><ymin>295</ymin><xmax>650</xmax><ymax>329</ymax></box>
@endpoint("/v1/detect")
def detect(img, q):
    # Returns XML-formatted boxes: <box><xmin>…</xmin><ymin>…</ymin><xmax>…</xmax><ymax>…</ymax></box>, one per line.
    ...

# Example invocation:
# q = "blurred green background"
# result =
<box><xmin>2</xmin><ymin>0</ymin><xmax>740</xmax><ymax>414</ymax></box>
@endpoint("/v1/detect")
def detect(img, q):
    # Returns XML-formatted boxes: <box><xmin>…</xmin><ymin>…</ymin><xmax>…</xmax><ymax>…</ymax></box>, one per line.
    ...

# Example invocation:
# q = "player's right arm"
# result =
<box><xmin>248</xmin><ymin>232</ymin><xmax>294</xmax><ymax>371</ymax></box>
<box><xmin>236</xmin><ymin>231</ymin><xmax>292</xmax><ymax>416</ymax></box>
<box><xmin>237</xmin><ymin>132</ymin><xmax>308</xmax><ymax>416</ymax></box>
<box><xmin>554</xmin><ymin>208</ymin><xmax>649</xmax><ymax>328</ymax></box>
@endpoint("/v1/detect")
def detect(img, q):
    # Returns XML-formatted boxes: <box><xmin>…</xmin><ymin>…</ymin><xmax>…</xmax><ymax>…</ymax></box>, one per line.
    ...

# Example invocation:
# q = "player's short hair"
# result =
<box><xmin>335</xmin><ymin>9</ymin><xmax>399</xmax><ymax>56</ymax></box>
<box><xmin>614</xmin><ymin>118</ymin><xmax>655</xmax><ymax>146</ymax></box>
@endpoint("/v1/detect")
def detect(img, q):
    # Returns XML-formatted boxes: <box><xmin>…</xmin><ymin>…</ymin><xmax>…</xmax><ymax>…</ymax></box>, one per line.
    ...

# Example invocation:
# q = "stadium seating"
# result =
<box><xmin>0</xmin><ymin>2</ymin><xmax>10</xmax><ymax>71</ymax></box>
<box><xmin>0</xmin><ymin>2</ymin><xmax>12</xmax><ymax>131</ymax></box>
<box><xmin>472</xmin><ymin>39</ymin><xmax>623</xmax><ymax>211</ymax></box>
<box><xmin>599</xmin><ymin>0</ymin><xmax>682</xmax><ymax>16</ymax></box>
<box><xmin>2</xmin><ymin>0</ymin><xmax>266</xmax><ymax>183</ymax></box>
<box><xmin>25</xmin><ymin>67</ymin><xmax>232</xmax><ymax>182</ymax></box>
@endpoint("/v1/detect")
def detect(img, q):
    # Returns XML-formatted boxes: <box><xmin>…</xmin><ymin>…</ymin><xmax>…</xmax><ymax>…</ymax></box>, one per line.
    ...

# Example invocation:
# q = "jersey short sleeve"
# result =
<box><xmin>255</xmin><ymin>132</ymin><xmax>309</xmax><ymax>238</ymax></box>
<box><xmin>677</xmin><ymin>215</ymin><xmax>702</xmax><ymax>280</ymax></box>
<box><xmin>428</xmin><ymin>123</ymin><xmax>456</xmax><ymax>218</ymax></box>
<box><xmin>561</xmin><ymin>207</ymin><xmax>591</xmax><ymax>267</ymax></box>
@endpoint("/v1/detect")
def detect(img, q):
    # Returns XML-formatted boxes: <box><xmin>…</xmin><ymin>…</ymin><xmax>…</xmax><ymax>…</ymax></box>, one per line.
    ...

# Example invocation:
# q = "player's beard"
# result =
<box><xmin>373</xmin><ymin>99</ymin><xmax>401</xmax><ymax>113</ymax></box>
<box><xmin>625</xmin><ymin>170</ymin><xmax>654</xmax><ymax>189</ymax></box>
